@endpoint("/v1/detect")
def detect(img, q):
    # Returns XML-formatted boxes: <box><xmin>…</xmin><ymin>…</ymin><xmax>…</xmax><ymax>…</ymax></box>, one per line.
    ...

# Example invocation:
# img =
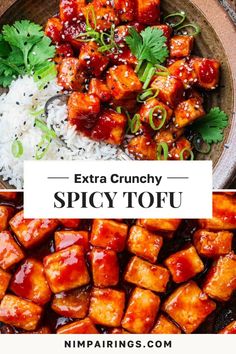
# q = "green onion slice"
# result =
<box><xmin>30</xmin><ymin>108</ymin><xmax>45</xmax><ymax>117</ymax></box>
<box><xmin>149</xmin><ymin>106</ymin><xmax>167</xmax><ymax>130</ymax></box>
<box><xmin>192</xmin><ymin>135</ymin><xmax>211</xmax><ymax>154</ymax></box>
<box><xmin>156</xmin><ymin>142</ymin><xmax>169</xmax><ymax>160</ymax></box>
<box><xmin>164</xmin><ymin>11</ymin><xmax>186</xmax><ymax>28</ymax></box>
<box><xmin>142</xmin><ymin>65</ymin><xmax>156</xmax><ymax>90</ymax></box>
<box><xmin>179</xmin><ymin>148</ymin><xmax>194</xmax><ymax>160</ymax></box>
<box><xmin>130</xmin><ymin>114</ymin><xmax>141</xmax><ymax>134</ymax></box>
<box><xmin>155</xmin><ymin>64</ymin><xmax>169</xmax><ymax>77</ymax></box>
<box><xmin>35</xmin><ymin>118</ymin><xmax>57</xmax><ymax>139</ymax></box>
<box><xmin>35</xmin><ymin>135</ymin><xmax>51</xmax><ymax>160</ymax></box>
<box><xmin>176</xmin><ymin>23</ymin><xmax>201</xmax><ymax>36</ymax></box>
<box><xmin>11</xmin><ymin>139</ymin><xmax>23</xmax><ymax>158</ymax></box>
<box><xmin>137</xmin><ymin>88</ymin><xmax>159</xmax><ymax>103</ymax></box>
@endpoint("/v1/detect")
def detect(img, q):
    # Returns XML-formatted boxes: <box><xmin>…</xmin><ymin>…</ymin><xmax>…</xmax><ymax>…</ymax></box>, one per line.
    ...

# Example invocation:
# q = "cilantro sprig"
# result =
<box><xmin>0</xmin><ymin>20</ymin><xmax>56</xmax><ymax>88</ymax></box>
<box><xmin>126</xmin><ymin>27</ymin><xmax>169</xmax><ymax>88</ymax></box>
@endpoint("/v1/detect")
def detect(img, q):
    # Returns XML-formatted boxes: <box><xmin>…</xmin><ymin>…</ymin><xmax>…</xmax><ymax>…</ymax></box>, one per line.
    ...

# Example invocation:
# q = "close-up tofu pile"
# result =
<box><xmin>0</xmin><ymin>192</ymin><xmax>235</xmax><ymax>334</ymax></box>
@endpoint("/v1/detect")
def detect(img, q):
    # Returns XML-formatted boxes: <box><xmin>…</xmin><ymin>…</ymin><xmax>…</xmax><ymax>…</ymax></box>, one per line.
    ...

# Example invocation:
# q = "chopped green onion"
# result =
<box><xmin>155</xmin><ymin>64</ymin><xmax>169</xmax><ymax>77</ymax></box>
<box><xmin>30</xmin><ymin>108</ymin><xmax>45</xmax><ymax>117</ymax></box>
<box><xmin>192</xmin><ymin>135</ymin><xmax>211</xmax><ymax>154</ymax></box>
<box><xmin>179</xmin><ymin>148</ymin><xmax>194</xmax><ymax>160</ymax></box>
<box><xmin>33</xmin><ymin>62</ymin><xmax>57</xmax><ymax>90</ymax></box>
<box><xmin>35</xmin><ymin>135</ymin><xmax>51</xmax><ymax>160</ymax></box>
<box><xmin>164</xmin><ymin>11</ymin><xmax>186</xmax><ymax>28</ymax></box>
<box><xmin>156</xmin><ymin>142</ymin><xmax>169</xmax><ymax>160</ymax></box>
<box><xmin>86</xmin><ymin>5</ymin><xmax>97</xmax><ymax>30</ymax></box>
<box><xmin>130</xmin><ymin>114</ymin><xmax>141</xmax><ymax>134</ymax></box>
<box><xmin>176</xmin><ymin>23</ymin><xmax>201</xmax><ymax>36</ymax></box>
<box><xmin>149</xmin><ymin>106</ymin><xmax>167</xmax><ymax>130</ymax></box>
<box><xmin>35</xmin><ymin>118</ymin><xmax>57</xmax><ymax>139</ymax></box>
<box><xmin>137</xmin><ymin>88</ymin><xmax>158</xmax><ymax>102</ymax></box>
<box><xmin>11</xmin><ymin>139</ymin><xmax>23</xmax><ymax>158</ymax></box>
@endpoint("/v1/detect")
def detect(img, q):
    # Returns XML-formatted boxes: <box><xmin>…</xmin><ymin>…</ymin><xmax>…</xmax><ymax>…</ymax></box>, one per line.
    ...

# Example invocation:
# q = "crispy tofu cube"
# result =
<box><xmin>55</xmin><ymin>230</ymin><xmax>89</xmax><ymax>251</ymax></box>
<box><xmin>52</xmin><ymin>286</ymin><xmax>90</xmax><ymax>318</ymax></box>
<box><xmin>45</xmin><ymin>17</ymin><xmax>63</xmax><ymax>44</ymax></box>
<box><xmin>0</xmin><ymin>295</ymin><xmax>42</xmax><ymax>331</ymax></box>
<box><xmin>107</xmin><ymin>65</ymin><xmax>142</xmax><ymax>100</ymax></box>
<box><xmin>169</xmin><ymin>137</ymin><xmax>192</xmax><ymax>160</ymax></box>
<box><xmin>154</xmin><ymin>123</ymin><xmax>184</xmax><ymax>145</ymax></box>
<box><xmin>151</xmin><ymin>314</ymin><xmax>181</xmax><ymax>334</ymax></box>
<box><xmin>124</xmin><ymin>256</ymin><xmax>170</xmax><ymax>292</ymax></box>
<box><xmin>43</xmin><ymin>245</ymin><xmax>90</xmax><ymax>293</ymax></box>
<box><xmin>114</xmin><ymin>0</ymin><xmax>135</xmax><ymax>22</ymax></box>
<box><xmin>0</xmin><ymin>192</ymin><xmax>17</xmax><ymax>200</ymax></box>
<box><xmin>199</xmin><ymin>194</ymin><xmax>236</xmax><ymax>230</ymax></box>
<box><xmin>108</xmin><ymin>47</ymin><xmax>138</xmax><ymax>67</ymax></box>
<box><xmin>58</xmin><ymin>218</ymin><xmax>81</xmax><ymax>229</ymax></box>
<box><xmin>219</xmin><ymin>321</ymin><xmax>236</xmax><ymax>334</ymax></box>
<box><xmin>109</xmin><ymin>328</ymin><xmax>130</xmax><ymax>334</ymax></box>
<box><xmin>203</xmin><ymin>252</ymin><xmax>236</xmax><ymax>301</ymax></box>
<box><xmin>91</xmin><ymin>219</ymin><xmax>128</xmax><ymax>252</ymax></box>
<box><xmin>60</xmin><ymin>0</ymin><xmax>85</xmax><ymax>22</ymax></box>
<box><xmin>68</xmin><ymin>92</ymin><xmax>101</xmax><ymax>131</ymax></box>
<box><xmin>10</xmin><ymin>211</ymin><xmax>59</xmax><ymax>249</ymax></box>
<box><xmin>83</xmin><ymin>2</ymin><xmax>119</xmax><ymax>31</ymax></box>
<box><xmin>58</xmin><ymin>57</ymin><xmax>85</xmax><ymax>91</ymax></box>
<box><xmin>29</xmin><ymin>326</ymin><xmax>51</xmax><ymax>334</ymax></box>
<box><xmin>78</xmin><ymin>42</ymin><xmax>109</xmax><ymax>77</ymax></box>
<box><xmin>0</xmin><ymin>231</ymin><xmax>24</xmax><ymax>270</ymax></box>
<box><xmin>190</xmin><ymin>57</ymin><xmax>220</xmax><ymax>90</ymax></box>
<box><xmin>168</xmin><ymin>59</ymin><xmax>197</xmax><ymax>88</ymax></box>
<box><xmin>10</xmin><ymin>258</ymin><xmax>51</xmax><ymax>305</ymax></box>
<box><xmin>127</xmin><ymin>225</ymin><xmax>163</xmax><ymax>263</ymax></box>
<box><xmin>89</xmin><ymin>78</ymin><xmax>112</xmax><ymax>102</ymax></box>
<box><xmin>174</xmin><ymin>98</ymin><xmax>205</xmax><ymax>128</ymax></box>
<box><xmin>164</xmin><ymin>245</ymin><xmax>204</xmax><ymax>283</ymax></box>
<box><xmin>62</xmin><ymin>20</ymin><xmax>87</xmax><ymax>50</ymax></box>
<box><xmin>54</xmin><ymin>44</ymin><xmax>74</xmax><ymax>65</ymax></box>
<box><xmin>0</xmin><ymin>206</ymin><xmax>14</xmax><ymax>232</ymax></box>
<box><xmin>57</xmin><ymin>317</ymin><xmax>99</xmax><ymax>334</ymax></box>
<box><xmin>163</xmin><ymin>281</ymin><xmax>216</xmax><ymax>333</ymax></box>
<box><xmin>170</xmin><ymin>35</ymin><xmax>194</xmax><ymax>58</ymax></box>
<box><xmin>139</xmin><ymin>98</ymin><xmax>173</xmax><ymax>128</ymax></box>
<box><xmin>136</xmin><ymin>0</ymin><xmax>160</xmax><ymax>25</ymax></box>
<box><xmin>152</xmin><ymin>24</ymin><xmax>172</xmax><ymax>41</ymax></box>
<box><xmin>0</xmin><ymin>268</ymin><xmax>11</xmax><ymax>300</ymax></box>
<box><xmin>193</xmin><ymin>229</ymin><xmax>233</xmax><ymax>258</ymax></box>
<box><xmin>91</xmin><ymin>109</ymin><xmax>127</xmax><ymax>145</ymax></box>
<box><xmin>122</xmin><ymin>287</ymin><xmax>160</xmax><ymax>333</ymax></box>
<box><xmin>151</xmin><ymin>76</ymin><xmax>184</xmax><ymax>107</ymax></box>
<box><xmin>128</xmin><ymin>135</ymin><xmax>157</xmax><ymax>160</ymax></box>
<box><xmin>138</xmin><ymin>219</ymin><xmax>181</xmax><ymax>232</ymax></box>
<box><xmin>89</xmin><ymin>288</ymin><xmax>125</xmax><ymax>327</ymax></box>
<box><xmin>91</xmin><ymin>248</ymin><xmax>119</xmax><ymax>287</ymax></box>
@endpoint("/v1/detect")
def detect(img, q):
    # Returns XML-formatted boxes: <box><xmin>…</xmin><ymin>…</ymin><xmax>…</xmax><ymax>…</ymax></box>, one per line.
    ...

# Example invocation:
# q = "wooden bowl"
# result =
<box><xmin>0</xmin><ymin>0</ymin><xmax>236</xmax><ymax>189</ymax></box>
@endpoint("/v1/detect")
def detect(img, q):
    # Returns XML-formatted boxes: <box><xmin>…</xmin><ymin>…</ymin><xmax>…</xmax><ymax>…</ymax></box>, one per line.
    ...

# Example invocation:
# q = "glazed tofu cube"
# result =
<box><xmin>109</xmin><ymin>328</ymin><xmax>130</xmax><ymax>334</ymax></box>
<box><xmin>138</xmin><ymin>219</ymin><xmax>181</xmax><ymax>232</ymax></box>
<box><xmin>151</xmin><ymin>76</ymin><xmax>184</xmax><ymax>107</ymax></box>
<box><xmin>43</xmin><ymin>245</ymin><xmax>90</xmax><ymax>293</ymax></box>
<box><xmin>68</xmin><ymin>92</ymin><xmax>101</xmax><ymax>131</ymax></box>
<box><xmin>57</xmin><ymin>318</ymin><xmax>99</xmax><ymax>334</ymax></box>
<box><xmin>164</xmin><ymin>245</ymin><xmax>204</xmax><ymax>283</ymax></box>
<box><xmin>174</xmin><ymin>98</ymin><xmax>205</xmax><ymax>128</ymax></box>
<box><xmin>58</xmin><ymin>58</ymin><xmax>85</xmax><ymax>91</ymax></box>
<box><xmin>0</xmin><ymin>231</ymin><xmax>24</xmax><ymax>270</ymax></box>
<box><xmin>62</xmin><ymin>19</ymin><xmax>87</xmax><ymax>50</ymax></box>
<box><xmin>52</xmin><ymin>286</ymin><xmax>90</xmax><ymax>318</ymax></box>
<box><xmin>89</xmin><ymin>78</ymin><xmax>112</xmax><ymax>102</ymax></box>
<box><xmin>219</xmin><ymin>321</ymin><xmax>236</xmax><ymax>334</ymax></box>
<box><xmin>193</xmin><ymin>229</ymin><xmax>233</xmax><ymax>258</ymax></box>
<box><xmin>155</xmin><ymin>123</ymin><xmax>184</xmax><ymax>145</ymax></box>
<box><xmin>151</xmin><ymin>314</ymin><xmax>181</xmax><ymax>334</ymax></box>
<box><xmin>0</xmin><ymin>192</ymin><xmax>17</xmax><ymax>200</ymax></box>
<box><xmin>90</xmin><ymin>219</ymin><xmax>128</xmax><ymax>252</ymax></box>
<box><xmin>45</xmin><ymin>17</ymin><xmax>63</xmax><ymax>44</ymax></box>
<box><xmin>108</xmin><ymin>46</ymin><xmax>138</xmax><ymax>67</ymax></box>
<box><xmin>168</xmin><ymin>59</ymin><xmax>197</xmax><ymax>88</ymax></box>
<box><xmin>60</xmin><ymin>0</ymin><xmax>85</xmax><ymax>22</ymax></box>
<box><xmin>91</xmin><ymin>248</ymin><xmax>119</xmax><ymax>287</ymax></box>
<box><xmin>139</xmin><ymin>98</ymin><xmax>173</xmax><ymax>128</ymax></box>
<box><xmin>203</xmin><ymin>252</ymin><xmax>236</xmax><ymax>301</ymax></box>
<box><xmin>114</xmin><ymin>0</ymin><xmax>135</xmax><ymax>22</ymax></box>
<box><xmin>170</xmin><ymin>36</ymin><xmax>194</xmax><ymax>58</ymax></box>
<box><xmin>0</xmin><ymin>295</ymin><xmax>43</xmax><ymax>331</ymax></box>
<box><xmin>55</xmin><ymin>230</ymin><xmax>89</xmax><ymax>251</ymax></box>
<box><xmin>152</xmin><ymin>24</ymin><xmax>172</xmax><ymax>41</ymax></box>
<box><xmin>91</xmin><ymin>109</ymin><xmax>127</xmax><ymax>145</ymax></box>
<box><xmin>83</xmin><ymin>2</ymin><xmax>119</xmax><ymax>31</ymax></box>
<box><xmin>199</xmin><ymin>194</ymin><xmax>236</xmax><ymax>230</ymax></box>
<box><xmin>78</xmin><ymin>42</ymin><xmax>109</xmax><ymax>77</ymax></box>
<box><xmin>169</xmin><ymin>137</ymin><xmax>192</xmax><ymax>160</ymax></box>
<box><xmin>10</xmin><ymin>211</ymin><xmax>59</xmax><ymax>249</ymax></box>
<box><xmin>54</xmin><ymin>44</ymin><xmax>74</xmax><ymax>65</ymax></box>
<box><xmin>10</xmin><ymin>258</ymin><xmax>51</xmax><ymax>305</ymax></box>
<box><xmin>58</xmin><ymin>218</ymin><xmax>81</xmax><ymax>229</ymax></box>
<box><xmin>190</xmin><ymin>57</ymin><xmax>220</xmax><ymax>90</ymax></box>
<box><xmin>107</xmin><ymin>65</ymin><xmax>142</xmax><ymax>100</ymax></box>
<box><xmin>128</xmin><ymin>135</ymin><xmax>157</xmax><ymax>160</ymax></box>
<box><xmin>127</xmin><ymin>225</ymin><xmax>163</xmax><ymax>263</ymax></box>
<box><xmin>124</xmin><ymin>256</ymin><xmax>170</xmax><ymax>292</ymax></box>
<box><xmin>122</xmin><ymin>287</ymin><xmax>160</xmax><ymax>333</ymax></box>
<box><xmin>29</xmin><ymin>326</ymin><xmax>51</xmax><ymax>334</ymax></box>
<box><xmin>163</xmin><ymin>281</ymin><xmax>216</xmax><ymax>333</ymax></box>
<box><xmin>136</xmin><ymin>0</ymin><xmax>160</xmax><ymax>25</ymax></box>
<box><xmin>0</xmin><ymin>268</ymin><xmax>11</xmax><ymax>300</ymax></box>
<box><xmin>0</xmin><ymin>206</ymin><xmax>14</xmax><ymax>232</ymax></box>
<box><xmin>89</xmin><ymin>288</ymin><xmax>125</xmax><ymax>327</ymax></box>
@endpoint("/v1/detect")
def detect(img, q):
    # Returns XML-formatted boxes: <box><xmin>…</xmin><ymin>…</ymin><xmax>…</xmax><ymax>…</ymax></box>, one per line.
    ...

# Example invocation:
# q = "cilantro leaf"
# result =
<box><xmin>191</xmin><ymin>107</ymin><xmax>229</xmax><ymax>144</ymax></box>
<box><xmin>0</xmin><ymin>34</ymin><xmax>11</xmax><ymax>58</ymax></box>
<box><xmin>125</xmin><ymin>27</ymin><xmax>143</xmax><ymax>60</ymax></box>
<box><xmin>29</xmin><ymin>36</ymin><xmax>56</xmax><ymax>67</ymax></box>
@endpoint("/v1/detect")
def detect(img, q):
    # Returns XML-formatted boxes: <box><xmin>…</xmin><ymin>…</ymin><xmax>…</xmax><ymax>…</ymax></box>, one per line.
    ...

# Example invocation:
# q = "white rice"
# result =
<box><xmin>0</xmin><ymin>76</ymin><xmax>120</xmax><ymax>189</ymax></box>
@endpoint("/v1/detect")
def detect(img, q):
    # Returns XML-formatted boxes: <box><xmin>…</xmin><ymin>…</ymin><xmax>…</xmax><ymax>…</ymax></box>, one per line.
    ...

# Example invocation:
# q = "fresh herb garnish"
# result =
<box><xmin>0</xmin><ymin>20</ymin><xmax>56</xmax><ymax>88</ymax></box>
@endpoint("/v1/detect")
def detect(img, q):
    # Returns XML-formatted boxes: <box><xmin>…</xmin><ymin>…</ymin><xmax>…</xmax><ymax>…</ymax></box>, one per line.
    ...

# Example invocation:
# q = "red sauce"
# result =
<box><xmin>171</xmin><ymin>255</ymin><xmax>195</xmax><ymax>282</ymax></box>
<box><xmin>10</xmin><ymin>260</ymin><xmax>34</xmax><ymax>298</ymax></box>
<box><xmin>199</xmin><ymin>59</ymin><xmax>217</xmax><ymax>84</ymax></box>
<box><xmin>92</xmin><ymin>112</ymin><xmax>116</xmax><ymax>141</ymax></box>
